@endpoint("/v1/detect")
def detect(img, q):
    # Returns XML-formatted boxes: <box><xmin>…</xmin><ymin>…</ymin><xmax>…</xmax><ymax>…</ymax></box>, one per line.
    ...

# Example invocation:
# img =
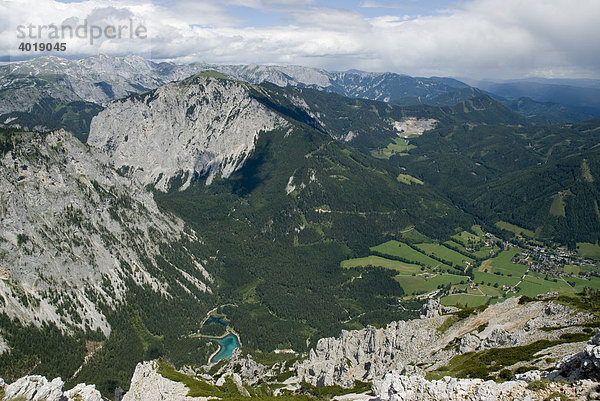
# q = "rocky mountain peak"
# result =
<box><xmin>88</xmin><ymin>74</ymin><xmax>288</xmax><ymax>191</ymax></box>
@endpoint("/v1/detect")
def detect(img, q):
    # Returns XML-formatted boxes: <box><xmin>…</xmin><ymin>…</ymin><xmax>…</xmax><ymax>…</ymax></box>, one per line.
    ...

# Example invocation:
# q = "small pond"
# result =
<box><xmin>209</xmin><ymin>333</ymin><xmax>240</xmax><ymax>363</ymax></box>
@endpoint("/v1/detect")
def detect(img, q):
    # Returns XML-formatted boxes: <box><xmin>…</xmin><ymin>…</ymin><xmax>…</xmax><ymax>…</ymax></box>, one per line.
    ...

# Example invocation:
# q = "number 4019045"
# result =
<box><xmin>18</xmin><ymin>42</ymin><xmax>67</xmax><ymax>51</ymax></box>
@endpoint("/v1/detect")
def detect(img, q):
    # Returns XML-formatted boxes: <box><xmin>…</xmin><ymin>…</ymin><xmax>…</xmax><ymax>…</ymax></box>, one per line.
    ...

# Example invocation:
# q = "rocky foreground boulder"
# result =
<box><xmin>369</xmin><ymin>371</ymin><xmax>599</xmax><ymax>401</ymax></box>
<box><xmin>549</xmin><ymin>329</ymin><xmax>600</xmax><ymax>381</ymax></box>
<box><xmin>0</xmin><ymin>375</ymin><xmax>101</xmax><ymax>401</ymax></box>
<box><xmin>120</xmin><ymin>361</ymin><xmax>196</xmax><ymax>401</ymax></box>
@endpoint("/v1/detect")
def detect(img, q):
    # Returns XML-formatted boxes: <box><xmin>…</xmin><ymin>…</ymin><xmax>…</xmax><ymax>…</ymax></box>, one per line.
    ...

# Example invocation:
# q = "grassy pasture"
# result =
<box><xmin>563</xmin><ymin>265</ymin><xmax>580</xmax><ymax>275</ymax></box>
<box><xmin>473</xmin><ymin>271</ymin><xmax>520</xmax><ymax>288</ymax></box>
<box><xmin>577</xmin><ymin>243</ymin><xmax>600</xmax><ymax>260</ymax></box>
<box><xmin>415</xmin><ymin>243</ymin><xmax>474</xmax><ymax>267</ymax></box>
<box><xmin>565</xmin><ymin>276</ymin><xmax>600</xmax><ymax>291</ymax></box>
<box><xmin>395</xmin><ymin>273</ymin><xmax>466</xmax><ymax>295</ymax></box>
<box><xmin>341</xmin><ymin>255</ymin><xmax>421</xmax><ymax>274</ymax></box>
<box><xmin>517</xmin><ymin>275</ymin><xmax>575</xmax><ymax>297</ymax></box>
<box><xmin>400</xmin><ymin>227</ymin><xmax>432</xmax><ymax>243</ymax></box>
<box><xmin>358</xmin><ymin>236</ymin><xmax>598</xmax><ymax>307</ymax></box>
<box><xmin>441</xmin><ymin>294</ymin><xmax>490</xmax><ymax>308</ymax></box>
<box><xmin>495</xmin><ymin>221</ymin><xmax>536</xmax><ymax>239</ymax></box>
<box><xmin>371</xmin><ymin>138</ymin><xmax>415</xmax><ymax>159</ymax></box>
<box><xmin>471</xmin><ymin>225</ymin><xmax>486</xmax><ymax>236</ymax></box>
<box><xmin>451</xmin><ymin>231</ymin><xmax>482</xmax><ymax>246</ymax></box>
<box><xmin>397</xmin><ymin>174</ymin><xmax>424</xmax><ymax>185</ymax></box>
<box><xmin>550</xmin><ymin>194</ymin><xmax>566</xmax><ymax>217</ymax></box>
<box><xmin>445</xmin><ymin>240</ymin><xmax>496</xmax><ymax>259</ymax></box>
<box><xmin>371</xmin><ymin>241</ymin><xmax>452</xmax><ymax>270</ymax></box>
<box><xmin>484</xmin><ymin>249</ymin><xmax>528</xmax><ymax>276</ymax></box>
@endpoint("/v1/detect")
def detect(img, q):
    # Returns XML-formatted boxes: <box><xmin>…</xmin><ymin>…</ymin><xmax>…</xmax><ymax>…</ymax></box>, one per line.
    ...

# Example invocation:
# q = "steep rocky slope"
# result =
<box><xmin>85</xmin><ymin>70</ymin><xmax>470</xmax><ymax>193</ymax></box>
<box><xmin>0</xmin><ymin>128</ymin><xmax>212</xmax><ymax>336</ymax></box>
<box><xmin>121</xmin><ymin>361</ymin><xmax>193</xmax><ymax>401</ymax></box>
<box><xmin>550</xmin><ymin>330</ymin><xmax>600</xmax><ymax>381</ymax></box>
<box><xmin>295</xmin><ymin>298</ymin><xmax>592</xmax><ymax>387</ymax></box>
<box><xmin>116</xmin><ymin>352</ymin><xmax>600</xmax><ymax>400</ymax></box>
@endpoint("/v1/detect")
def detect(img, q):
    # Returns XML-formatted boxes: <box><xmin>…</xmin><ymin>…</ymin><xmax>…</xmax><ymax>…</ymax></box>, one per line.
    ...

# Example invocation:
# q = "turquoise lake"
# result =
<box><xmin>209</xmin><ymin>333</ymin><xmax>240</xmax><ymax>362</ymax></box>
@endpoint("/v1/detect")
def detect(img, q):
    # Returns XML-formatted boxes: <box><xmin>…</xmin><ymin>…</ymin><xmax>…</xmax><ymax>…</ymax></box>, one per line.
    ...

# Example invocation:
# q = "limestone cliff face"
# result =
<box><xmin>88</xmin><ymin>75</ymin><xmax>287</xmax><ymax>191</ymax></box>
<box><xmin>0</xmin><ymin>129</ymin><xmax>211</xmax><ymax>335</ymax></box>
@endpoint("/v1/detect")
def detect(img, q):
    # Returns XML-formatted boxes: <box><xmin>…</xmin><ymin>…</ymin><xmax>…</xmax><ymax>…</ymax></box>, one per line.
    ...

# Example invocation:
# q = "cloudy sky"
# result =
<box><xmin>2</xmin><ymin>0</ymin><xmax>599</xmax><ymax>79</ymax></box>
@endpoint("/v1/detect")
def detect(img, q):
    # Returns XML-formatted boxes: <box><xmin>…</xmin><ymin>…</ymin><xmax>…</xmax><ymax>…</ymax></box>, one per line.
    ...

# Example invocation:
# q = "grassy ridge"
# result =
<box><xmin>428</xmin><ymin>333</ymin><xmax>591</xmax><ymax>381</ymax></box>
<box><xmin>495</xmin><ymin>221</ymin><xmax>536</xmax><ymax>239</ymax></box>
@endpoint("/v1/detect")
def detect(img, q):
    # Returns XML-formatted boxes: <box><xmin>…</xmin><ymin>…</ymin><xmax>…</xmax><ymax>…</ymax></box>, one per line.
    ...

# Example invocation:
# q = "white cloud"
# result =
<box><xmin>2</xmin><ymin>0</ymin><xmax>599</xmax><ymax>79</ymax></box>
<box><xmin>360</xmin><ymin>1</ymin><xmax>417</xmax><ymax>9</ymax></box>
<box><xmin>223</xmin><ymin>0</ymin><xmax>314</xmax><ymax>8</ymax></box>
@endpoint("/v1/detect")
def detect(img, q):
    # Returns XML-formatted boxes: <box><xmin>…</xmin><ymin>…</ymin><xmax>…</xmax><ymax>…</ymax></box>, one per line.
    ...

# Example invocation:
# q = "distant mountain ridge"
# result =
<box><xmin>503</xmin><ymin>97</ymin><xmax>596</xmax><ymax>124</ymax></box>
<box><xmin>2</xmin><ymin>55</ymin><xmax>596</xmax><ymax>133</ymax></box>
<box><xmin>0</xmin><ymin>55</ymin><xmax>478</xmax><ymax>117</ymax></box>
<box><xmin>0</xmin><ymin>55</ymin><xmax>200</xmax><ymax>114</ymax></box>
<box><xmin>474</xmin><ymin>79</ymin><xmax>600</xmax><ymax>118</ymax></box>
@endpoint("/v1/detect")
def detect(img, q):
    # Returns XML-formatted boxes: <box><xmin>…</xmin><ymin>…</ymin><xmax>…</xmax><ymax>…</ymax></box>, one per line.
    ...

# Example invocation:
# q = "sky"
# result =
<box><xmin>1</xmin><ymin>0</ymin><xmax>599</xmax><ymax>80</ymax></box>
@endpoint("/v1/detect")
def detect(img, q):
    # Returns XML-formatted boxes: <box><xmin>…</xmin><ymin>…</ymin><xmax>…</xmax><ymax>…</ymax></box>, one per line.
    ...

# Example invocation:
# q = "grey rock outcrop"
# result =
<box><xmin>419</xmin><ymin>299</ymin><xmax>443</xmax><ymax>318</ymax></box>
<box><xmin>479</xmin><ymin>328</ymin><xmax>516</xmax><ymax>348</ymax></box>
<box><xmin>122</xmin><ymin>361</ymin><xmax>212</xmax><ymax>401</ymax></box>
<box><xmin>549</xmin><ymin>330</ymin><xmax>600</xmax><ymax>381</ymax></box>
<box><xmin>419</xmin><ymin>299</ymin><xmax>457</xmax><ymax>319</ymax></box>
<box><xmin>65</xmin><ymin>384</ymin><xmax>104</xmax><ymax>401</ymax></box>
<box><xmin>234</xmin><ymin>355</ymin><xmax>270</xmax><ymax>385</ymax></box>
<box><xmin>371</xmin><ymin>371</ymin><xmax>597</xmax><ymax>401</ymax></box>
<box><xmin>189</xmin><ymin>352</ymin><xmax>289</xmax><ymax>387</ymax></box>
<box><xmin>295</xmin><ymin>319</ymin><xmax>441</xmax><ymax>387</ymax></box>
<box><xmin>3</xmin><ymin>376</ymin><xmax>63</xmax><ymax>401</ymax></box>
<box><xmin>513</xmin><ymin>369</ymin><xmax>543</xmax><ymax>382</ymax></box>
<box><xmin>457</xmin><ymin>333</ymin><xmax>480</xmax><ymax>353</ymax></box>
<box><xmin>2</xmin><ymin>375</ymin><xmax>101</xmax><ymax>401</ymax></box>
<box><xmin>88</xmin><ymin>75</ymin><xmax>287</xmax><ymax>191</ymax></box>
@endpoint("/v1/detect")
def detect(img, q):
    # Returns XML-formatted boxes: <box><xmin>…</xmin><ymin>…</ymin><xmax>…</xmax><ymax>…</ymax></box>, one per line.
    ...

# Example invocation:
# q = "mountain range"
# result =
<box><xmin>2</xmin><ymin>55</ymin><xmax>597</xmax><ymax>140</ymax></box>
<box><xmin>0</xmin><ymin>55</ymin><xmax>599</xmax><ymax>399</ymax></box>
